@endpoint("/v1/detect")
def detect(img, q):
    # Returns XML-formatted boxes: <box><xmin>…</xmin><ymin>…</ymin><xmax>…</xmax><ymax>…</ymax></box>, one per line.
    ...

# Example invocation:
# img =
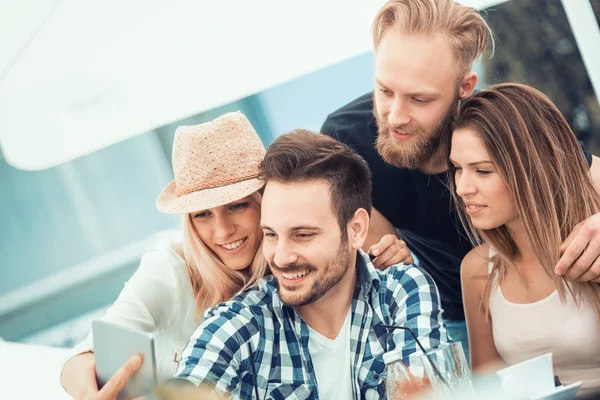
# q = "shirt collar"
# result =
<box><xmin>356</xmin><ymin>249</ymin><xmax>382</xmax><ymax>296</ymax></box>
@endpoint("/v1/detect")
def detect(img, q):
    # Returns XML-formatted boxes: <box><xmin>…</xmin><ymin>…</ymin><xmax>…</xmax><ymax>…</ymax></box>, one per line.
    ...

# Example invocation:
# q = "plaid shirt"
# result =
<box><xmin>175</xmin><ymin>250</ymin><xmax>448</xmax><ymax>399</ymax></box>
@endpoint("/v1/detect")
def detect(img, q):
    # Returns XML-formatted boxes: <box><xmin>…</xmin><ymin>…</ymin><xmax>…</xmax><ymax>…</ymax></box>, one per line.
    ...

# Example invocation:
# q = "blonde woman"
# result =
<box><xmin>60</xmin><ymin>112</ymin><xmax>405</xmax><ymax>400</ymax></box>
<box><xmin>60</xmin><ymin>112</ymin><xmax>268</xmax><ymax>399</ymax></box>
<box><xmin>446</xmin><ymin>84</ymin><xmax>600</xmax><ymax>395</ymax></box>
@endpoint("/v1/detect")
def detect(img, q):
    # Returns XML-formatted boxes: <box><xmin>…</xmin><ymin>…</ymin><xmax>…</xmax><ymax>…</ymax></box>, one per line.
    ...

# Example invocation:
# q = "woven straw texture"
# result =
<box><xmin>156</xmin><ymin>111</ymin><xmax>266</xmax><ymax>214</ymax></box>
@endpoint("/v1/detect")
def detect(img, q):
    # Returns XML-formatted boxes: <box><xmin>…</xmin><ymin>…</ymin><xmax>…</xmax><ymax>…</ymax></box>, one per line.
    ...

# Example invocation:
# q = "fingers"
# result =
<box><xmin>564</xmin><ymin>243</ymin><xmax>600</xmax><ymax>281</ymax></box>
<box><xmin>556</xmin><ymin>217</ymin><xmax>600</xmax><ymax>280</ymax></box>
<box><xmin>575</xmin><ymin>254</ymin><xmax>600</xmax><ymax>282</ymax></box>
<box><xmin>373</xmin><ymin>249</ymin><xmax>413</xmax><ymax>269</ymax></box>
<box><xmin>95</xmin><ymin>353</ymin><xmax>143</xmax><ymax>400</ymax></box>
<box><xmin>555</xmin><ymin>229</ymin><xmax>588</xmax><ymax>278</ymax></box>
<box><xmin>559</xmin><ymin>222</ymin><xmax>580</xmax><ymax>255</ymax></box>
<box><xmin>369</xmin><ymin>234</ymin><xmax>396</xmax><ymax>258</ymax></box>
<box><xmin>369</xmin><ymin>235</ymin><xmax>413</xmax><ymax>269</ymax></box>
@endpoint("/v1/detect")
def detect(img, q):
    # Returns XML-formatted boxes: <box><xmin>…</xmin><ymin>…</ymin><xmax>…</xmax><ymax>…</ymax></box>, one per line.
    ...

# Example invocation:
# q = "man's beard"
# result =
<box><xmin>374</xmin><ymin>99</ymin><xmax>456</xmax><ymax>170</ymax></box>
<box><xmin>270</xmin><ymin>241</ymin><xmax>352</xmax><ymax>307</ymax></box>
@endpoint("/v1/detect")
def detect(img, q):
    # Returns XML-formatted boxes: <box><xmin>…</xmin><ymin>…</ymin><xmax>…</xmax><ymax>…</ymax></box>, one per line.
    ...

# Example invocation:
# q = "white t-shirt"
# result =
<box><xmin>307</xmin><ymin>310</ymin><xmax>353</xmax><ymax>400</ymax></box>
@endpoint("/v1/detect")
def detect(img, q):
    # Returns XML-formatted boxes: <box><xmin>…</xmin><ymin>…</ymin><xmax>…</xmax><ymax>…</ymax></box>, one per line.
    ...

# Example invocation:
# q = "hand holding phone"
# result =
<box><xmin>92</xmin><ymin>320</ymin><xmax>158</xmax><ymax>399</ymax></box>
<box><xmin>86</xmin><ymin>354</ymin><xmax>143</xmax><ymax>400</ymax></box>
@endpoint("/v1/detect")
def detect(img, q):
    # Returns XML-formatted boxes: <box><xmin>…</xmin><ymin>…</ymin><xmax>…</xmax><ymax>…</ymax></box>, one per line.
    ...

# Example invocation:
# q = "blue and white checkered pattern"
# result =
<box><xmin>175</xmin><ymin>250</ymin><xmax>448</xmax><ymax>399</ymax></box>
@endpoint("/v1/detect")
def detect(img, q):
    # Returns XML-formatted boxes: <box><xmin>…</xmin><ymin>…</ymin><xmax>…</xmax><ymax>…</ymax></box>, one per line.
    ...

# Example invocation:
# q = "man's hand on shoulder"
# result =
<box><xmin>369</xmin><ymin>234</ymin><xmax>414</xmax><ymax>269</ymax></box>
<box><xmin>556</xmin><ymin>213</ymin><xmax>600</xmax><ymax>282</ymax></box>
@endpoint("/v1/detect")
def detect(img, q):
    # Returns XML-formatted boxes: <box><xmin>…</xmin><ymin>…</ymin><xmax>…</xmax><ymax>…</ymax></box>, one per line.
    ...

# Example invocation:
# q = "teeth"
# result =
<box><xmin>221</xmin><ymin>238</ymin><xmax>245</xmax><ymax>250</ymax></box>
<box><xmin>468</xmin><ymin>205</ymin><xmax>482</xmax><ymax>209</ymax></box>
<box><xmin>282</xmin><ymin>270</ymin><xmax>310</xmax><ymax>280</ymax></box>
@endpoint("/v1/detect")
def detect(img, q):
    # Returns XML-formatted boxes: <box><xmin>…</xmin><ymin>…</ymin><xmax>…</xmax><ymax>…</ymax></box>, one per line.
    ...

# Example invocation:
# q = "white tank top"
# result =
<box><xmin>488</xmin><ymin>249</ymin><xmax>600</xmax><ymax>396</ymax></box>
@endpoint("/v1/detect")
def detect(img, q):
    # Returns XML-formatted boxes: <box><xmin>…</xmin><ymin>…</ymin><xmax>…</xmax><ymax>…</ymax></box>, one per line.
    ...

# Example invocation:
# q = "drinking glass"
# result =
<box><xmin>384</xmin><ymin>350</ymin><xmax>429</xmax><ymax>399</ymax></box>
<box><xmin>420</xmin><ymin>342</ymin><xmax>474</xmax><ymax>397</ymax></box>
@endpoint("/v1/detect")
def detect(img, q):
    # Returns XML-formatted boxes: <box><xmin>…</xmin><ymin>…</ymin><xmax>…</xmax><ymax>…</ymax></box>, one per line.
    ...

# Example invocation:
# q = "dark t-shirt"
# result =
<box><xmin>321</xmin><ymin>92</ymin><xmax>592</xmax><ymax>321</ymax></box>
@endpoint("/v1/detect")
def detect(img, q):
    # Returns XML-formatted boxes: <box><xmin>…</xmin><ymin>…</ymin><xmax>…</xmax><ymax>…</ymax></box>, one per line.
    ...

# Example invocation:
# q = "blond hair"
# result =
<box><xmin>445</xmin><ymin>83</ymin><xmax>600</xmax><ymax>316</ymax></box>
<box><xmin>179</xmin><ymin>192</ymin><xmax>268</xmax><ymax>317</ymax></box>
<box><xmin>372</xmin><ymin>0</ymin><xmax>493</xmax><ymax>74</ymax></box>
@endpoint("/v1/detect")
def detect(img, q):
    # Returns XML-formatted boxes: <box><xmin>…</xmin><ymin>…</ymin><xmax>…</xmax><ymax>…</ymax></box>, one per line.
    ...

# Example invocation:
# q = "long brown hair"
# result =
<box><xmin>444</xmin><ymin>82</ymin><xmax>600</xmax><ymax>315</ymax></box>
<box><xmin>179</xmin><ymin>192</ymin><xmax>268</xmax><ymax>318</ymax></box>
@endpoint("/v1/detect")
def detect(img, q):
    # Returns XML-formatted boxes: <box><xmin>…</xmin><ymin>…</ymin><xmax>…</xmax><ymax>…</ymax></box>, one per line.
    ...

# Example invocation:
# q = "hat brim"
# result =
<box><xmin>156</xmin><ymin>178</ymin><xmax>264</xmax><ymax>214</ymax></box>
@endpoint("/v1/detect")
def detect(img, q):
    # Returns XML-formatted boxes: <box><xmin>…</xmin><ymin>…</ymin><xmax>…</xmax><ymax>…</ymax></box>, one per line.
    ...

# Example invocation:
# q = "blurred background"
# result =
<box><xmin>0</xmin><ymin>0</ymin><xmax>599</xmax><ymax>349</ymax></box>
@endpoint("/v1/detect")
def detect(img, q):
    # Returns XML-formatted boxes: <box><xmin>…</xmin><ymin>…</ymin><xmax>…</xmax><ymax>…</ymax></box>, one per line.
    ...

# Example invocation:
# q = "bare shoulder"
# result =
<box><xmin>461</xmin><ymin>244</ymin><xmax>490</xmax><ymax>281</ymax></box>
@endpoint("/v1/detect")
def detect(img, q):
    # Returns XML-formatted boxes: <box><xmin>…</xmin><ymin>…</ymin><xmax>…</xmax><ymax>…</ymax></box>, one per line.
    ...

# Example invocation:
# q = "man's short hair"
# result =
<box><xmin>259</xmin><ymin>130</ymin><xmax>372</xmax><ymax>238</ymax></box>
<box><xmin>372</xmin><ymin>0</ymin><xmax>493</xmax><ymax>74</ymax></box>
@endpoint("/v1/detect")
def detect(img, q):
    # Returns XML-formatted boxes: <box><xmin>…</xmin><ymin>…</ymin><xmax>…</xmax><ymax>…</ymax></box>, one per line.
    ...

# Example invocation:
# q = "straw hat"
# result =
<box><xmin>156</xmin><ymin>111</ymin><xmax>266</xmax><ymax>214</ymax></box>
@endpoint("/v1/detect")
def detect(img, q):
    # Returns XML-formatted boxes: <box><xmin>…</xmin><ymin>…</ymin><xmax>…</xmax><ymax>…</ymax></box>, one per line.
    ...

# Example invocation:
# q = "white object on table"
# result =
<box><xmin>496</xmin><ymin>353</ymin><xmax>556</xmax><ymax>398</ymax></box>
<box><xmin>531</xmin><ymin>381</ymin><xmax>583</xmax><ymax>400</ymax></box>
<box><xmin>0</xmin><ymin>338</ymin><xmax>72</xmax><ymax>399</ymax></box>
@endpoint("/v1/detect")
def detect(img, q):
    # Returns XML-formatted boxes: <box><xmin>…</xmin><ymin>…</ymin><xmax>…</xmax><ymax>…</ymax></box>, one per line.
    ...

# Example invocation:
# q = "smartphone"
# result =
<box><xmin>92</xmin><ymin>320</ymin><xmax>158</xmax><ymax>399</ymax></box>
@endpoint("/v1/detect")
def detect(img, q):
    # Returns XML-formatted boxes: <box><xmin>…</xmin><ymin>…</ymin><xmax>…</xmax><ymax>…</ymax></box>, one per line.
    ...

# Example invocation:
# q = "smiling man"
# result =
<box><xmin>174</xmin><ymin>130</ymin><xmax>448</xmax><ymax>399</ymax></box>
<box><xmin>320</xmin><ymin>0</ymin><xmax>488</xmax><ymax>357</ymax></box>
<box><xmin>321</xmin><ymin>0</ymin><xmax>600</xmax><ymax>361</ymax></box>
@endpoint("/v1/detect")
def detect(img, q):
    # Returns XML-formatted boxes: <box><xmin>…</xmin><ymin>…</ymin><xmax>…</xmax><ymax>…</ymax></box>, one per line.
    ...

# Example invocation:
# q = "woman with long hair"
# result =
<box><xmin>446</xmin><ymin>83</ymin><xmax>600</xmax><ymax>394</ymax></box>
<box><xmin>60</xmin><ymin>112</ymin><xmax>269</xmax><ymax>399</ymax></box>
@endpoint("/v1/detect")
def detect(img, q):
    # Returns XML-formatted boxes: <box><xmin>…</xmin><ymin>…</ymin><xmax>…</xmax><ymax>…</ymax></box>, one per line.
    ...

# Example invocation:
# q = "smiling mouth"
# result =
<box><xmin>281</xmin><ymin>270</ymin><xmax>310</xmax><ymax>280</ymax></box>
<box><xmin>219</xmin><ymin>237</ymin><xmax>247</xmax><ymax>250</ymax></box>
